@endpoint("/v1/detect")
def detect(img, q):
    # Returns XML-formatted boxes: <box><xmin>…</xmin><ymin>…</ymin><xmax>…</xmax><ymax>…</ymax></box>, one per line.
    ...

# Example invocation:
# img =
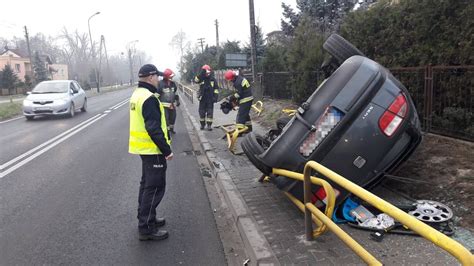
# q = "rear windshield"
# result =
<box><xmin>32</xmin><ymin>82</ymin><xmax>69</xmax><ymax>93</ymax></box>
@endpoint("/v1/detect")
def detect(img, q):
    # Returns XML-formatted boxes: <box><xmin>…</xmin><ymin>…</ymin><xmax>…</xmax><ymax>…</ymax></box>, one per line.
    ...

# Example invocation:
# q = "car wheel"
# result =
<box><xmin>81</xmin><ymin>99</ymin><xmax>87</xmax><ymax>112</ymax></box>
<box><xmin>241</xmin><ymin>133</ymin><xmax>272</xmax><ymax>175</ymax></box>
<box><xmin>25</xmin><ymin>116</ymin><xmax>34</xmax><ymax>121</ymax></box>
<box><xmin>323</xmin><ymin>33</ymin><xmax>364</xmax><ymax>65</ymax></box>
<box><xmin>69</xmin><ymin>103</ymin><xmax>75</xmax><ymax>118</ymax></box>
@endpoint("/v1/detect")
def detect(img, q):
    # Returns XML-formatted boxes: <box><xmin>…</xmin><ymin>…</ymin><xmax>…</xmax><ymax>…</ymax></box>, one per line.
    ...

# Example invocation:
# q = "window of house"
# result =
<box><xmin>15</xmin><ymin>64</ymin><xmax>21</xmax><ymax>72</ymax></box>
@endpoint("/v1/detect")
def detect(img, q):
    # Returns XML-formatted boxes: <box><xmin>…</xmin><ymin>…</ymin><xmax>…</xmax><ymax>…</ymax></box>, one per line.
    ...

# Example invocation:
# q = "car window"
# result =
<box><xmin>32</xmin><ymin>81</ymin><xmax>69</xmax><ymax>93</ymax></box>
<box><xmin>73</xmin><ymin>82</ymin><xmax>82</xmax><ymax>92</ymax></box>
<box><xmin>70</xmin><ymin>83</ymin><xmax>78</xmax><ymax>93</ymax></box>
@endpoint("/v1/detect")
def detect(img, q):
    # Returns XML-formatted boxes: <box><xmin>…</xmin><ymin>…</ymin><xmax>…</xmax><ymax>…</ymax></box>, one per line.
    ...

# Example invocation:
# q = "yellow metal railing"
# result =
<box><xmin>220</xmin><ymin>124</ymin><xmax>248</xmax><ymax>154</ymax></box>
<box><xmin>251</xmin><ymin>101</ymin><xmax>264</xmax><ymax>116</ymax></box>
<box><xmin>272</xmin><ymin>162</ymin><xmax>474</xmax><ymax>265</ymax></box>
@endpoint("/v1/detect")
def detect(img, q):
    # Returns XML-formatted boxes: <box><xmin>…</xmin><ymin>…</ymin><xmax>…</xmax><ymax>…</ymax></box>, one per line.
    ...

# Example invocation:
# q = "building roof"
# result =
<box><xmin>0</xmin><ymin>47</ymin><xmax>29</xmax><ymax>58</ymax></box>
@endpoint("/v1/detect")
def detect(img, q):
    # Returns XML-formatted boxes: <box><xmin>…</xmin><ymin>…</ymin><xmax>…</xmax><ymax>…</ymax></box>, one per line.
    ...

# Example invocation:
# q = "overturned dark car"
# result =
<box><xmin>242</xmin><ymin>34</ymin><xmax>423</xmax><ymax>206</ymax></box>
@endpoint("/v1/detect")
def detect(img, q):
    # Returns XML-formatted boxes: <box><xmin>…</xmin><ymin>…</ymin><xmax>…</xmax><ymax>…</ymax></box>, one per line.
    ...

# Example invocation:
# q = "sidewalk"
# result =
<box><xmin>178</xmin><ymin>88</ymin><xmax>466</xmax><ymax>265</ymax></box>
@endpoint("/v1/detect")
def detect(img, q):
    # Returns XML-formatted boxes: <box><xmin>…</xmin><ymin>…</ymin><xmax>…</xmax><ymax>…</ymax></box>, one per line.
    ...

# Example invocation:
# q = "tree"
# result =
<box><xmin>169</xmin><ymin>30</ymin><xmax>190</xmax><ymax>76</ymax></box>
<box><xmin>33</xmin><ymin>51</ymin><xmax>49</xmax><ymax>82</ymax></box>
<box><xmin>286</xmin><ymin>16</ymin><xmax>326</xmax><ymax>103</ymax></box>
<box><xmin>0</xmin><ymin>64</ymin><xmax>20</xmax><ymax>95</ymax></box>
<box><xmin>340</xmin><ymin>0</ymin><xmax>474</xmax><ymax>66</ymax></box>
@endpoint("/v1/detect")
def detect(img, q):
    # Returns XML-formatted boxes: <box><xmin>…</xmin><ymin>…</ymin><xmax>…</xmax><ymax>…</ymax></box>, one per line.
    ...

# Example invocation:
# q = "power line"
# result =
<box><xmin>197</xmin><ymin>38</ymin><xmax>205</xmax><ymax>53</ymax></box>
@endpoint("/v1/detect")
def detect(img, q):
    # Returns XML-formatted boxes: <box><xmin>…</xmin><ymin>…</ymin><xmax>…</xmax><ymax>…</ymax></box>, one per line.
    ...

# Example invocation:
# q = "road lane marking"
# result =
<box><xmin>0</xmin><ymin>114</ymin><xmax>107</xmax><ymax>178</ymax></box>
<box><xmin>109</xmin><ymin>99</ymin><xmax>129</xmax><ymax>110</ymax></box>
<box><xmin>0</xmin><ymin>116</ymin><xmax>24</xmax><ymax>124</ymax></box>
<box><xmin>0</xmin><ymin>114</ymin><xmax>102</xmax><ymax>171</ymax></box>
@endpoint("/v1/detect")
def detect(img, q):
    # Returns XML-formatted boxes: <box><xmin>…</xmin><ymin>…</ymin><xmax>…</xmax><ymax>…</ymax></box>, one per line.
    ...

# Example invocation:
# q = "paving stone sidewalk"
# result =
<box><xmin>178</xmin><ymin>88</ymin><xmax>461</xmax><ymax>265</ymax></box>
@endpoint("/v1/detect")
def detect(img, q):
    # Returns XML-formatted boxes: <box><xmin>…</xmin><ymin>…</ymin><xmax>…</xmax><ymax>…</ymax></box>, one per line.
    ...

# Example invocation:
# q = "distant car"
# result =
<box><xmin>242</xmin><ymin>34</ymin><xmax>423</xmax><ymax>206</ymax></box>
<box><xmin>22</xmin><ymin>80</ymin><xmax>87</xmax><ymax>120</ymax></box>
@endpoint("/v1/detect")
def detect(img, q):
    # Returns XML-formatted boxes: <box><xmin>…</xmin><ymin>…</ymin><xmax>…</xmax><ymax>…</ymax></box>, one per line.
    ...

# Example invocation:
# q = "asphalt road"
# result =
<box><xmin>0</xmin><ymin>88</ymin><xmax>226</xmax><ymax>265</ymax></box>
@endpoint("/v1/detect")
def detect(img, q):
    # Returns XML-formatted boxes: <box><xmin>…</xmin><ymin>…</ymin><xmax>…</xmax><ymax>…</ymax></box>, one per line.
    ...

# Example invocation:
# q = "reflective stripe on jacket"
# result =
<box><xmin>129</xmin><ymin>88</ymin><xmax>170</xmax><ymax>154</ymax></box>
<box><xmin>233</xmin><ymin>76</ymin><xmax>253</xmax><ymax>104</ymax></box>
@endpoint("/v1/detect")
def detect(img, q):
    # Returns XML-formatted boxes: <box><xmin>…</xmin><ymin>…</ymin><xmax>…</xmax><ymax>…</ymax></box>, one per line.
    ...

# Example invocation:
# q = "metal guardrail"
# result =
<box><xmin>272</xmin><ymin>162</ymin><xmax>474</xmax><ymax>265</ymax></box>
<box><xmin>177</xmin><ymin>82</ymin><xmax>194</xmax><ymax>104</ymax></box>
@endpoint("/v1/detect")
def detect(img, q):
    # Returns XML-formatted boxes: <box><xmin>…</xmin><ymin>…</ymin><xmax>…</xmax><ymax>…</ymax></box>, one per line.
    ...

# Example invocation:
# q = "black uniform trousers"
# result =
<box><xmin>198</xmin><ymin>100</ymin><xmax>214</xmax><ymax>124</ymax></box>
<box><xmin>236</xmin><ymin>100</ymin><xmax>253</xmax><ymax>127</ymax></box>
<box><xmin>164</xmin><ymin>107</ymin><xmax>177</xmax><ymax>129</ymax></box>
<box><xmin>138</xmin><ymin>154</ymin><xmax>167</xmax><ymax>234</ymax></box>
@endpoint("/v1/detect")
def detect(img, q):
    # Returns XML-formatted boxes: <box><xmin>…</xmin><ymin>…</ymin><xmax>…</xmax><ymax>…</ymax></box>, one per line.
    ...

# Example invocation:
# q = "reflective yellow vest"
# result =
<box><xmin>129</xmin><ymin>87</ymin><xmax>170</xmax><ymax>154</ymax></box>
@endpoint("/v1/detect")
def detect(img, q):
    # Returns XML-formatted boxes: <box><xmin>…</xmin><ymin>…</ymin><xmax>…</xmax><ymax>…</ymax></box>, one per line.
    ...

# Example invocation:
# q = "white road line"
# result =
<box><xmin>109</xmin><ymin>99</ymin><xmax>129</xmax><ymax>110</ymax></box>
<box><xmin>0</xmin><ymin>114</ymin><xmax>107</xmax><ymax>179</ymax></box>
<box><xmin>112</xmin><ymin>101</ymin><xmax>129</xmax><ymax>110</ymax></box>
<box><xmin>0</xmin><ymin>116</ymin><xmax>23</xmax><ymax>124</ymax></box>
<box><xmin>0</xmin><ymin>114</ymin><xmax>101</xmax><ymax>171</ymax></box>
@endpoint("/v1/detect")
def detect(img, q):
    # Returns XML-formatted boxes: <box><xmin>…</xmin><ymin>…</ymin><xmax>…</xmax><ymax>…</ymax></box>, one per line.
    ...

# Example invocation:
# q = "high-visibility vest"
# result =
<box><xmin>129</xmin><ymin>87</ymin><xmax>170</xmax><ymax>154</ymax></box>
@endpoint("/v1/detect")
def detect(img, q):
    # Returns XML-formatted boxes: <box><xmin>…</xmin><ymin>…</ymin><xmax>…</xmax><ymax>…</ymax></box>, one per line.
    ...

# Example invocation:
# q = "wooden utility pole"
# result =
<box><xmin>248</xmin><ymin>0</ymin><xmax>260</xmax><ymax>99</ymax></box>
<box><xmin>197</xmin><ymin>38</ymin><xmax>205</xmax><ymax>53</ymax></box>
<box><xmin>215</xmin><ymin>19</ymin><xmax>219</xmax><ymax>48</ymax></box>
<box><xmin>24</xmin><ymin>26</ymin><xmax>34</xmax><ymax>83</ymax></box>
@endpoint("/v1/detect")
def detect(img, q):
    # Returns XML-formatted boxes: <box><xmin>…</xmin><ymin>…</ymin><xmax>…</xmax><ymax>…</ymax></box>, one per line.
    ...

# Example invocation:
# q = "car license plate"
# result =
<box><xmin>35</xmin><ymin>107</ymin><xmax>51</xmax><ymax>111</ymax></box>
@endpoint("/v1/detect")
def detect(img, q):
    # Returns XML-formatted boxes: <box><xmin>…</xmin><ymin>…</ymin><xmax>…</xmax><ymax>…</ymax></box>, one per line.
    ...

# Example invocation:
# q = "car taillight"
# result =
<box><xmin>379</xmin><ymin>94</ymin><xmax>408</xmax><ymax>137</ymax></box>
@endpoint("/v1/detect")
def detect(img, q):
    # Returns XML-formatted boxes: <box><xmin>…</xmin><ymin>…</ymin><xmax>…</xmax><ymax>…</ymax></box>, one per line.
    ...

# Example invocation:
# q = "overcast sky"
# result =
<box><xmin>1</xmin><ymin>0</ymin><xmax>296</xmax><ymax>71</ymax></box>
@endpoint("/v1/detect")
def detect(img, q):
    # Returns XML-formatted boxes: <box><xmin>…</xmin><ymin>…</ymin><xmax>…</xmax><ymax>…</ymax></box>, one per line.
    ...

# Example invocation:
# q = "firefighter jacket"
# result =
<box><xmin>129</xmin><ymin>82</ymin><xmax>171</xmax><ymax>155</ymax></box>
<box><xmin>194</xmin><ymin>74</ymin><xmax>219</xmax><ymax>104</ymax></box>
<box><xmin>157</xmin><ymin>79</ymin><xmax>178</xmax><ymax>108</ymax></box>
<box><xmin>232</xmin><ymin>75</ymin><xmax>253</xmax><ymax>104</ymax></box>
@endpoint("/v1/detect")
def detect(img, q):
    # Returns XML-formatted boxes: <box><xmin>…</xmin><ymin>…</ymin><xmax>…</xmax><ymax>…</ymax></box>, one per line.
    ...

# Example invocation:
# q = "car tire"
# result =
<box><xmin>81</xmin><ymin>99</ymin><xmax>87</xmax><ymax>112</ymax></box>
<box><xmin>25</xmin><ymin>116</ymin><xmax>34</xmax><ymax>121</ymax></box>
<box><xmin>323</xmin><ymin>33</ymin><xmax>364</xmax><ymax>65</ymax></box>
<box><xmin>241</xmin><ymin>133</ymin><xmax>272</xmax><ymax>175</ymax></box>
<box><xmin>69</xmin><ymin>103</ymin><xmax>75</xmax><ymax>118</ymax></box>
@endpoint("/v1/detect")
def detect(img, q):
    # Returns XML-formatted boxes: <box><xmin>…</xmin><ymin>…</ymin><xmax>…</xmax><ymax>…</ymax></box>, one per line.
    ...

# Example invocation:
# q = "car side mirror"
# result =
<box><xmin>26</xmin><ymin>91</ymin><xmax>32</xmax><ymax>95</ymax></box>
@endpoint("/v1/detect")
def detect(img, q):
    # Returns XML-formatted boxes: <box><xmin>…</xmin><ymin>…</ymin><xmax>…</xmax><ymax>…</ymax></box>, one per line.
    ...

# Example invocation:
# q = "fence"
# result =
<box><xmin>254</xmin><ymin>66</ymin><xmax>473</xmax><ymax>141</ymax></box>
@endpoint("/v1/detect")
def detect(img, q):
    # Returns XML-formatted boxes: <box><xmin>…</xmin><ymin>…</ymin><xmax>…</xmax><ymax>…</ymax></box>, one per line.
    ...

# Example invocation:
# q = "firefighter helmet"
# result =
<box><xmin>224</xmin><ymin>70</ymin><xmax>236</xmax><ymax>81</ymax></box>
<box><xmin>163</xmin><ymin>68</ymin><xmax>174</xmax><ymax>79</ymax></box>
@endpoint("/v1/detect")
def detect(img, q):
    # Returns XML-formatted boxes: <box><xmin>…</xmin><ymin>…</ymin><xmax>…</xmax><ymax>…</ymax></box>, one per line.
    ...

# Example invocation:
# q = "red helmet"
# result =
<box><xmin>224</xmin><ymin>70</ymin><xmax>236</xmax><ymax>81</ymax></box>
<box><xmin>163</xmin><ymin>68</ymin><xmax>174</xmax><ymax>79</ymax></box>
<box><xmin>202</xmin><ymin>64</ymin><xmax>211</xmax><ymax>71</ymax></box>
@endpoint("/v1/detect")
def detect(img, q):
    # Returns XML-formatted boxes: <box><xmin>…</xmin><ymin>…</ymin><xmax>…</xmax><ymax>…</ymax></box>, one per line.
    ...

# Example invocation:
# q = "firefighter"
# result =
<box><xmin>224</xmin><ymin>70</ymin><xmax>254</xmax><ymax>131</ymax></box>
<box><xmin>129</xmin><ymin>64</ymin><xmax>173</xmax><ymax>241</ymax></box>
<box><xmin>194</xmin><ymin>65</ymin><xmax>219</xmax><ymax>130</ymax></box>
<box><xmin>158</xmin><ymin>68</ymin><xmax>180</xmax><ymax>134</ymax></box>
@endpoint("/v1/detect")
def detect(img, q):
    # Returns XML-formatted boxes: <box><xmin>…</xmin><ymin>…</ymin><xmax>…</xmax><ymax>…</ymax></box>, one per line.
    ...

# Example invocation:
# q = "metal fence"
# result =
<box><xmin>253</xmin><ymin>66</ymin><xmax>473</xmax><ymax>141</ymax></box>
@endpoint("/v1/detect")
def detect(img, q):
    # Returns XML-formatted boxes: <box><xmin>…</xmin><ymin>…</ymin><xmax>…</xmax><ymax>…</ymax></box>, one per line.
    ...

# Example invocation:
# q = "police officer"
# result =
<box><xmin>129</xmin><ymin>64</ymin><xmax>173</xmax><ymax>241</ymax></box>
<box><xmin>224</xmin><ymin>70</ymin><xmax>254</xmax><ymax>131</ymax></box>
<box><xmin>158</xmin><ymin>68</ymin><xmax>179</xmax><ymax>134</ymax></box>
<box><xmin>194</xmin><ymin>64</ymin><xmax>219</xmax><ymax>130</ymax></box>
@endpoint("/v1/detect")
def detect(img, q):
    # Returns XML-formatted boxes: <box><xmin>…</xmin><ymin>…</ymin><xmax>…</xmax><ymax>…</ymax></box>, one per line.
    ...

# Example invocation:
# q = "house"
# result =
<box><xmin>0</xmin><ymin>48</ymin><xmax>32</xmax><ymax>82</ymax></box>
<box><xmin>0</xmin><ymin>47</ymin><xmax>69</xmax><ymax>82</ymax></box>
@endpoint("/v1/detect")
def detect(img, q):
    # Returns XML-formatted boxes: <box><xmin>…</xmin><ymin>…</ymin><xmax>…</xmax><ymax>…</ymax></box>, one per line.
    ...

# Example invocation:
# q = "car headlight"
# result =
<box><xmin>55</xmin><ymin>99</ymin><xmax>68</xmax><ymax>105</ymax></box>
<box><xmin>23</xmin><ymin>99</ymin><xmax>33</xmax><ymax>106</ymax></box>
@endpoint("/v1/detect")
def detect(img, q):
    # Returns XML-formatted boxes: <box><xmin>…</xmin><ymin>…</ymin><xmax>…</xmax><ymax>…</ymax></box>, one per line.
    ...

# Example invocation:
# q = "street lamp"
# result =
<box><xmin>126</xmin><ymin>40</ymin><xmax>139</xmax><ymax>86</ymax></box>
<box><xmin>88</xmin><ymin>11</ymin><xmax>100</xmax><ymax>92</ymax></box>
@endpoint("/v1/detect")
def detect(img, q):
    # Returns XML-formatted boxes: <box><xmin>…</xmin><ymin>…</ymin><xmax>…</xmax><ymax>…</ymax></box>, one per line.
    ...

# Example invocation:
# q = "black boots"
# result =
<box><xmin>200</xmin><ymin>121</ymin><xmax>205</xmax><ymax>130</ymax></box>
<box><xmin>206</xmin><ymin>123</ymin><xmax>212</xmax><ymax>131</ymax></box>
<box><xmin>139</xmin><ymin>230</ymin><xmax>169</xmax><ymax>241</ymax></box>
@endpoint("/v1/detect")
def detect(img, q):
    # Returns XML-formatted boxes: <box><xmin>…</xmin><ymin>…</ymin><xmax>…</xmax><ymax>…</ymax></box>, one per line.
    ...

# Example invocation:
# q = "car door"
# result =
<box><xmin>73</xmin><ymin>81</ymin><xmax>86</xmax><ymax>107</ymax></box>
<box><xmin>69</xmin><ymin>82</ymin><xmax>80</xmax><ymax>109</ymax></box>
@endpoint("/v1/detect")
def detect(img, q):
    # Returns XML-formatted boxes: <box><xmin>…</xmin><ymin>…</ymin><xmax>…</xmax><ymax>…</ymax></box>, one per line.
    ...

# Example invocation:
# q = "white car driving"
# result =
<box><xmin>22</xmin><ymin>80</ymin><xmax>87</xmax><ymax>120</ymax></box>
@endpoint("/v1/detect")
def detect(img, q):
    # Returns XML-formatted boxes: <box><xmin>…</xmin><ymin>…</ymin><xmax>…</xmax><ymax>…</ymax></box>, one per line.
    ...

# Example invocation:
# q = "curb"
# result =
<box><xmin>180</xmin><ymin>95</ymin><xmax>279</xmax><ymax>266</ymax></box>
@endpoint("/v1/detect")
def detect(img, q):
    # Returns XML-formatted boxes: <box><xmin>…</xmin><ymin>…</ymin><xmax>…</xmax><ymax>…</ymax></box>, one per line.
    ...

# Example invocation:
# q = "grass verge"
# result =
<box><xmin>0</xmin><ymin>102</ymin><xmax>22</xmax><ymax>121</ymax></box>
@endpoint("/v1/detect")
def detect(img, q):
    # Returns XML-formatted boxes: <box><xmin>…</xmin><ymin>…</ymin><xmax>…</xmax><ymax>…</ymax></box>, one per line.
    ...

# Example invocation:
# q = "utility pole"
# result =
<box><xmin>197</xmin><ymin>38</ymin><xmax>205</xmax><ymax>53</ymax></box>
<box><xmin>101</xmin><ymin>35</ymin><xmax>110</xmax><ymax>85</ymax></box>
<box><xmin>248</xmin><ymin>0</ymin><xmax>260</xmax><ymax>99</ymax></box>
<box><xmin>24</xmin><ymin>26</ymin><xmax>34</xmax><ymax>83</ymax></box>
<box><xmin>126</xmin><ymin>40</ymin><xmax>139</xmax><ymax>86</ymax></box>
<box><xmin>215</xmin><ymin>19</ymin><xmax>219</xmax><ymax>48</ymax></box>
<box><xmin>98</xmin><ymin>35</ymin><xmax>104</xmax><ymax>89</ymax></box>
